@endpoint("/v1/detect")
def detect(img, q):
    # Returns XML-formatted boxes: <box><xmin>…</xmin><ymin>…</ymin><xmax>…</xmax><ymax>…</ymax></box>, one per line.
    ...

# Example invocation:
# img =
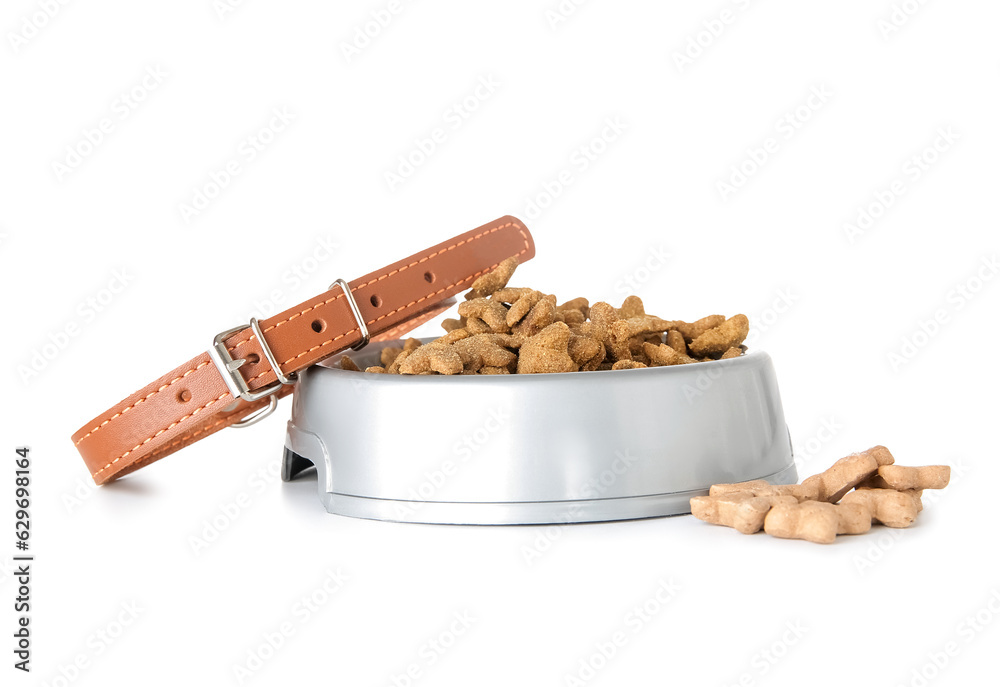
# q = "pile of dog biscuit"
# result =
<box><xmin>341</xmin><ymin>256</ymin><xmax>750</xmax><ymax>375</ymax></box>
<box><xmin>691</xmin><ymin>446</ymin><xmax>950</xmax><ymax>543</ymax></box>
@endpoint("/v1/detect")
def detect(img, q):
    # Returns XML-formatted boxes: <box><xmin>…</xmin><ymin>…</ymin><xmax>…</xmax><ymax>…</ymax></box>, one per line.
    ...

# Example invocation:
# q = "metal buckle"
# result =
<box><xmin>328</xmin><ymin>278</ymin><xmax>370</xmax><ymax>350</ymax></box>
<box><xmin>208</xmin><ymin>278</ymin><xmax>367</xmax><ymax>429</ymax></box>
<box><xmin>208</xmin><ymin>319</ymin><xmax>297</xmax><ymax>431</ymax></box>
<box><xmin>209</xmin><ymin>324</ymin><xmax>285</xmax><ymax>404</ymax></box>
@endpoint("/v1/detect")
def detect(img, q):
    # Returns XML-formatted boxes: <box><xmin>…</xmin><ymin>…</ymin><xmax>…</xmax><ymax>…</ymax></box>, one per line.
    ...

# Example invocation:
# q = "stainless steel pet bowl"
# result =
<box><xmin>282</xmin><ymin>338</ymin><xmax>795</xmax><ymax>524</ymax></box>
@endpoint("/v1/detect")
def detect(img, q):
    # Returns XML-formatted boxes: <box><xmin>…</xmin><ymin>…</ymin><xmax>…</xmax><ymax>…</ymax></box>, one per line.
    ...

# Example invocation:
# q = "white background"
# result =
<box><xmin>2</xmin><ymin>1</ymin><xmax>999</xmax><ymax>685</ymax></box>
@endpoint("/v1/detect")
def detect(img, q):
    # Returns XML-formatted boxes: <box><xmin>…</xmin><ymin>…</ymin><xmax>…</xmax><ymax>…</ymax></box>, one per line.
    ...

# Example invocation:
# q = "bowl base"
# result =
<box><xmin>283</xmin><ymin>448</ymin><xmax>797</xmax><ymax>525</ymax></box>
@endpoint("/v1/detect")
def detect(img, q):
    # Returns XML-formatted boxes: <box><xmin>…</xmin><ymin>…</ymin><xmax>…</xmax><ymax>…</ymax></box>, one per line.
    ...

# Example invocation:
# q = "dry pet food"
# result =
<box><xmin>709</xmin><ymin>479</ymin><xmax>819</xmax><ymax>502</ymax></box>
<box><xmin>800</xmin><ymin>445</ymin><xmax>895</xmax><ymax>503</ymax></box>
<box><xmin>841</xmin><ymin>488</ymin><xmax>923</xmax><ymax>528</ymax></box>
<box><xmin>857</xmin><ymin>465</ymin><xmax>951</xmax><ymax>491</ymax></box>
<box><xmin>763</xmin><ymin>501</ymin><xmax>872</xmax><ymax>544</ymax></box>
<box><xmin>691</xmin><ymin>446</ymin><xmax>951</xmax><ymax>544</ymax></box>
<box><xmin>352</xmin><ymin>255</ymin><xmax>750</xmax><ymax>375</ymax></box>
<box><xmin>690</xmin><ymin>492</ymin><xmax>797</xmax><ymax>534</ymax></box>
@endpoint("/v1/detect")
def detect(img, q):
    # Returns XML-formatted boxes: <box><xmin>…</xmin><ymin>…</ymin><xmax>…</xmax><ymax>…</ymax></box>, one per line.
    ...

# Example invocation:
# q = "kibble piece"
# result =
<box><xmin>380</xmin><ymin>346</ymin><xmax>403</xmax><ymax>367</ymax></box>
<box><xmin>675</xmin><ymin>315</ymin><xmax>726</xmax><ymax>343</ymax></box>
<box><xmin>590</xmin><ymin>301</ymin><xmax>621</xmax><ymax>326</ymax></box>
<box><xmin>690</xmin><ymin>492</ymin><xmax>797</xmax><ymax>534</ymax></box>
<box><xmin>459</xmin><ymin>298</ymin><xmax>510</xmax><ymax>333</ymax></box>
<box><xmin>763</xmin><ymin>501</ymin><xmax>872</xmax><ymax>544</ymax></box>
<box><xmin>623</xmin><ymin>314</ymin><xmax>680</xmax><ymax>337</ymax></box>
<box><xmin>403</xmin><ymin>338</ymin><xmax>423</xmax><ymax>353</ymax></box>
<box><xmin>568</xmin><ymin>320</ymin><xmax>595</xmax><ymax>338</ymax></box>
<box><xmin>608</xmin><ymin>320</ymin><xmax>636</xmax><ymax>362</ymax></box>
<box><xmin>505</xmin><ymin>290</ymin><xmax>544</xmax><ymax>327</ymax></box>
<box><xmin>841</xmin><ymin>488</ymin><xmax>921</xmax><ymax>528</ymax></box>
<box><xmin>453</xmin><ymin>334</ymin><xmax>517</xmax><ymax>372</ymax></box>
<box><xmin>441</xmin><ymin>318</ymin><xmax>464</xmax><ymax>332</ymax></box>
<box><xmin>386</xmin><ymin>349</ymin><xmax>412</xmax><ymax>374</ymax></box>
<box><xmin>611</xmin><ymin>360</ymin><xmax>647</xmax><ymax>370</ymax></box>
<box><xmin>340</xmin><ymin>355</ymin><xmax>361</xmax><ymax>371</ymax></box>
<box><xmin>364</xmin><ymin>365</ymin><xmax>386</xmax><ymax>374</ymax></box>
<box><xmin>617</xmin><ymin>295</ymin><xmax>645</xmax><ymax>319</ymax></box>
<box><xmin>801</xmin><ymin>445</ymin><xmax>894</xmax><ymax>503</ymax></box>
<box><xmin>433</xmin><ymin>328</ymin><xmax>471</xmax><ymax>346</ymax></box>
<box><xmin>568</xmin><ymin>335</ymin><xmax>604</xmax><ymax>369</ymax></box>
<box><xmin>588</xmin><ymin>302</ymin><xmax>632</xmax><ymax>361</ymax></box>
<box><xmin>689</xmin><ymin>315</ymin><xmax>750</xmax><ymax>357</ymax></box>
<box><xmin>492</xmin><ymin>287</ymin><xmax>535</xmax><ymax>304</ymax></box>
<box><xmin>467</xmin><ymin>255</ymin><xmax>518</xmax><ymax>298</ymax></box>
<box><xmin>557</xmin><ymin>297</ymin><xmax>590</xmax><ymax>318</ymax></box>
<box><xmin>627</xmin><ymin>336</ymin><xmax>649</xmax><ymax>358</ymax></box>
<box><xmin>489</xmin><ymin>333</ymin><xmax>525</xmax><ymax>349</ymax></box>
<box><xmin>588</xmin><ymin>301</ymin><xmax>618</xmax><ymax>332</ymax></box>
<box><xmin>666</xmin><ymin>330</ymin><xmax>688</xmax><ymax>355</ymax></box>
<box><xmin>465</xmin><ymin>317</ymin><xmax>492</xmax><ymax>334</ymax></box>
<box><xmin>720</xmin><ymin>347</ymin><xmax>742</xmax><ymax>360</ymax></box>
<box><xmin>643</xmin><ymin>342</ymin><xmax>696</xmax><ymax>366</ymax></box>
<box><xmin>398</xmin><ymin>343</ymin><xmax>463</xmax><ymax>375</ymax></box>
<box><xmin>512</xmin><ymin>295</ymin><xmax>556</xmax><ymax>337</ymax></box>
<box><xmin>517</xmin><ymin>322</ymin><xmax>578</xmax><ymax>374</ymax></box>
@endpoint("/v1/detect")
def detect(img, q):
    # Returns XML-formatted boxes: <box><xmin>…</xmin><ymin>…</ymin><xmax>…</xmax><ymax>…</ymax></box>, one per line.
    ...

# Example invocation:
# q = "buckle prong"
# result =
<box><xmin>208</xmin><ymin>323</ymin><xmax>292</xmax><ymax>410</ymax></box>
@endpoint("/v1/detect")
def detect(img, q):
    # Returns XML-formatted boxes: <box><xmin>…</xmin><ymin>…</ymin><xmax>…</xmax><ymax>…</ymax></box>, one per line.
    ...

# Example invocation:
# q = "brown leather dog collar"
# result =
<box><xmin>72</xmin><ymin>216</ymin><xmax>535</xmax><ymax>484</ymax></box>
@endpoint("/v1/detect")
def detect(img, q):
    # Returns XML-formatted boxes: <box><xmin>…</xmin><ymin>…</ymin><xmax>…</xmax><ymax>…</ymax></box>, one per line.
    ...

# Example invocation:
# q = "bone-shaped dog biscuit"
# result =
<box><xmin>690</xmin><ymin>492</ymin><xmax>798</xmax><ymax>534</ymax></box>
<box><xmin>709</xmin><ymin>480</ymin><xmax>820</xmax><ymax>502</ymax></box>
<box><xmin>841</xmin><ymin>488</ymin><xmax>922</xmax><ymax>529</ymax></box>
<box><xmin>764</xmin><ymin>501</ymin><xmax>872</xmax><ymax>544</ymax></box>
<box><xmin>801</xmin><ymin>445</ymin><xmax>895</xmax><ymax>503</ymax></box>
<box><xmin>859</xmin><ymin>465</ymin><xmax>950</xmax><ymax>491</ymax></box>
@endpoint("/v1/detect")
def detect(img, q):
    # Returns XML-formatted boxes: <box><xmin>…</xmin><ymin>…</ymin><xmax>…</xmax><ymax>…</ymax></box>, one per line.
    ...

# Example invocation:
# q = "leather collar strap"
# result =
<box><xmin>72</xmin><ymin>216</ymin><xmax>535</xmax><ymax>484</ymax></box>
